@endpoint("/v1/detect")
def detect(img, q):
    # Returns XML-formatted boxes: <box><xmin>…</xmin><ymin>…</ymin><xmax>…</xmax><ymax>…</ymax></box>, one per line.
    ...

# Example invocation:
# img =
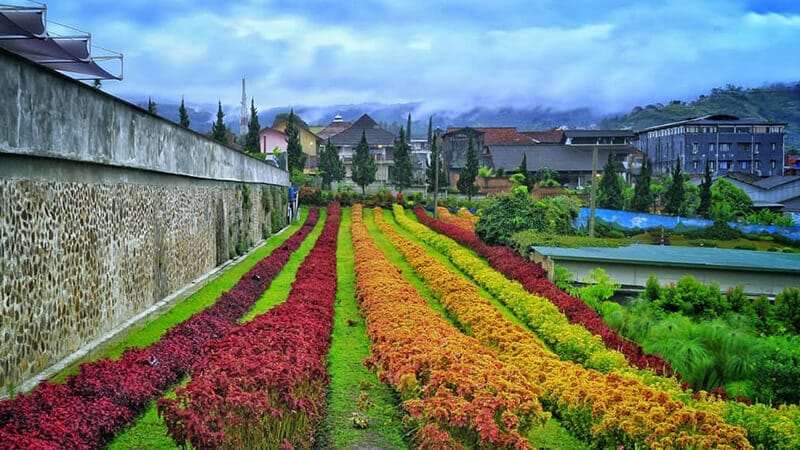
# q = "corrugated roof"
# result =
<box><xmin>533</xmin><ymin>244</ymin><xmax>800</xmax><ymax>273</ymax></box>
<box><xmin>639</xmin><ymin>115</ymin><xmax>787</xmax><ymax>133</ymax></box>
<box><xmin>726</xmin><ymin>173</ymin><xmax>800</xmax><ymax>190</ymax></box>
<box><xmin>522</xmin><ymin>129</ymin><xmax>565</xmax><ymax>143</ymax></box>
<box><xmin>444</xmin><ymin>127</ymin><xmax>537</xmax><ymax>145</ymax></box>
<box><xmin>564</xmin><ymin>130</ymin><xmax>636</xmax><ymax>138</ymax></box>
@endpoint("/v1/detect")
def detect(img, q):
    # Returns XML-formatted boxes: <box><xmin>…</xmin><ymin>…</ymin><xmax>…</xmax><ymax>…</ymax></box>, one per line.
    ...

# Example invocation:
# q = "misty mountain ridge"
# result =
<box><xmin>127</xmin><ymin>82</ymin><xmax>800</xmax><ymax>149</ymax></box>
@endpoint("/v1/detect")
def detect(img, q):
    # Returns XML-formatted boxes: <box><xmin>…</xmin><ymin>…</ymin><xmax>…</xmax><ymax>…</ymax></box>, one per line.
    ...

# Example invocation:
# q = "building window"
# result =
<box><xmin>720</xmin><ymin>161</ymin><xmax>729</xmax><ymax>170</ymax></box>
<box><xmin>755</xmin><ymin>143</ymin><xmax>761</xmax><ymax>154</ymax></box>
<box><xmin>755</xmin><ymin>160</ymin><xmax>761</xmax><ymax>169</ymax></box>
<box><xmin>720</xmin><ymin>143</ymin><xmax>730</xmax><ymax>152</ymax></box>
<box><xmin>740</xmin><ymin>161</ymin><xmax>748</xmax><ymax>169</ymax></box>
<box><xmin>735</xmin><ymin>127</ymin><xmax>751</xmax><ymax>133</ymax></box>
<box><xmin>708</xmin><ymin>143</ymin><xmax>716</xmax><ymax>152</ymax></box>
<box><xmin>771</xmin><ymin>143</ymin><xmax>777</xmax><ymax>152</ymax></box>
<box><xmin>738</xmin><ymin>143</ymin><xmax>751</xmax><ymax>152</ymax></box>
<box><xmin>692</xmin><ymin>142</ymin><xmax>699</xmax><ymax>154</ymax></box>
<box><xmin>719</xmin><ymin>126</ymin><xmax>734</xmax><ymax>133</ymax></box>
<box><xmin>771</xmin><ymin>160</ymin><xmax>777</xmax><ymax>169</ymax></box>
<box><xmin>693</xmin><ymin>160</ymin><xmax>699</xmax><ymax>170</ymax></box>
<box><xmin>709</xmin><ymin>161</ymin><xmax>716</xmax><ymax>170</ymax></box>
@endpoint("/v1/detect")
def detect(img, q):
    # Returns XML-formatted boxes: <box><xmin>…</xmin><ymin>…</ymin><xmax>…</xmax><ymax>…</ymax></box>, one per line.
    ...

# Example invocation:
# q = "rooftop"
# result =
<box><xmin>639</xmin><ymin>114</ymin><xmax>788</xmax><ymax>133</ymax></box>
<box><xmin>522</xmin><ymin>129</ymin><xmax>565</xmax><ymax>144</ymax></box>
<box><xmin>726</xmin><ymin>173</ymin><xmax>800</xmax><ymax>190</ymax></box>
<box><xmin>489</xmin><ymin>144</ymin><xmax>632</xmax><ymax>172</ymax></box>
<box><xmin>533</xmin><ymin>244</ymin><xmax>800</xmax><ymax>274</ymax></box>
<box><xmin>444</xmin><ymin>127</ymin><xmax>538</xmax><ymax>145</ymax></box>
<box><xmin>563</xmin><ymin>129</ymin><xmax>636</xmax><ymax>138</ymax></box>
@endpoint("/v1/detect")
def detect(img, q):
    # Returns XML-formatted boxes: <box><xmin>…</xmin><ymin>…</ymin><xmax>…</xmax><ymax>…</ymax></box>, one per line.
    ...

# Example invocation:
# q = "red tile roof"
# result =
<box><xmin>522</xmin><ymin>129</ymin><xmax>564</xmax><ymax>144</ymax></box>
<box><xmin>444</xmin><ymin>127</ymin><xmax>537</xmax><ymax>145</ymax></box>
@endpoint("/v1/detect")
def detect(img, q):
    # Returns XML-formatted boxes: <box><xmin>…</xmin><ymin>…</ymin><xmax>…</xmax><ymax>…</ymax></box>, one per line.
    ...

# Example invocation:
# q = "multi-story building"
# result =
<box><xmin>272</xmin><ymin>113</ymin><xmax>323</xmax><ymax>169</ymax></box>
<box><xmin>329</xmin><ymin>114</ymin><xmax>396</xmax><ymax>184</ymax></box>
<box><xmin>409</xmin><ymin>139</ymin><xmax>430</xmax><ymax>184</ymax></box>
<box><xmin>636</xmin><ymin>115</ymin><xmax>786</xmax><ymax>177</ymax></box>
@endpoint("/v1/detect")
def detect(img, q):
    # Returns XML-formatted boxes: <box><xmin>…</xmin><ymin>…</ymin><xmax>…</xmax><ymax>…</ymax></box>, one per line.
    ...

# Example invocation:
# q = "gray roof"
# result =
<box><xmin>489</xmin><ymin>144</ymin><xmax>633</xmax><ymax>172</ymax></box>
<box><xmin>329</xmin><ymin>114</ymin><xmax>395</xmax><ymax>146</ymax></box>
<box><xmin>534</xmin><ymin>244</ymin><xmax>800</xmax><ymax>274</ymax></box>
<box><xmin>726</xmin><ymin>173</ymin><xmax>800</xmax><ymax>190</ymax></box>
<box><xmin>640</xmin><ymin>114</ymin><xmax>787</xmax><ymax>133</ymax></box>
<box><xmin>563</xmin><ymin>130</ymin><xmax>635</xmax><ymax>138</ymax></box>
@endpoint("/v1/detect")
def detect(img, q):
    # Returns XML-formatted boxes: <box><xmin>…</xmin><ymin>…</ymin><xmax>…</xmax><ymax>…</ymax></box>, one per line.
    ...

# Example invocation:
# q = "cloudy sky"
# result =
<box><xmin>47</xmin><ymin>0</ymin><xmax>800</xmax><ymax>114</ymax></box>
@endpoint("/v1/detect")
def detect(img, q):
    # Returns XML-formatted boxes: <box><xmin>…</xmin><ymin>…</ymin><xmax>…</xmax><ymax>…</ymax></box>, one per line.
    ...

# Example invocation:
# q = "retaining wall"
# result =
<box><xmin>0</xmin><ymin>48</ymin><xmax>289</xmax><ymax>393</ymax></box>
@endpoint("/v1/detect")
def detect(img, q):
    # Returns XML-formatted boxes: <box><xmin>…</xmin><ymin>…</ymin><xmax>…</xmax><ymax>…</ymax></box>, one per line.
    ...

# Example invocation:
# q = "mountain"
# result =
<box><xmin>601</xmin><ymin>82</ymin><xmax>800</xmax><ymax>151</ymax></box>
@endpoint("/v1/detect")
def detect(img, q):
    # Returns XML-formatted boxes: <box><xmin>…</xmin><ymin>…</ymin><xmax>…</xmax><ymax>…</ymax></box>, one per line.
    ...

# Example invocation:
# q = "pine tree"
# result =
<box><xmin>352</xmin><ymin>131</ymin><xmax>376</xmax><ymax>194</ymax></box>
<box><xmin>597</xmin><ymin>154</ymin><xmax>624</xmax><ymax>210</ymax></box>
<box><xmin>407</xmin><ymin>113</ymin><xmax>412</xmax><ymax>140</ymax></box>
<box><xmin>178</xmin><ymin>96</ymin><xmax>190</xmax><ymax>128</ymax></box>
<box><xmin>211</xmin><ymin>101</ymin><xmax>227</xmax><ymax>144</ymax></box>
<box><xmin>427</xmin><ymin>115</ymin><xmax>433</xmax><ymax>146</ymax></box>
<box><xmin>285</xmin><ymin>110</ymin><xmax>306</xmax><ymax>172</ymax></box>
<box><xmin>392</xmin><ymin>127</ymin><xmax>414</xmax><ymax>193</ymax></box>
<box><xmin>632</xmin><ymin>158</ymin><xmax>653</xmax><ymax>212</ymax></box>
<box><xmin>697</xmin><ymin>159</ymin><xmax>713</xmax><ymax>218</ymax></box>
<box><xmin>147</xmin><ymin>97</ymin><xmax>157</xmax><ymax>114</ymax></box>
<box><xmin>244</xmin><ymin>98</ymin><xmax>260</xmax><ymax>153</ymax></box>
<box><xmin>319</xmin><ymin>138</ymin><xmax>345</xmax><ymax>189</ymax></box>
<box><xmin>457</xmin><ymin>135</ymin><xmax>480</xmax><ymax>199</ymax></box>
<box><xmin>664</xmin><ymin>157</ymin><xmax>686</xmax><ymax>215</ymax></box>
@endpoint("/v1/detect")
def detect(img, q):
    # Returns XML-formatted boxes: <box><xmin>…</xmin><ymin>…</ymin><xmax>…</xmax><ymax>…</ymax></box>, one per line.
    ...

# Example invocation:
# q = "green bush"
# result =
<box><xmin>475</xmin><ymin>192</ymin><xmax>578</xmax><ymax>244</ymax></box>
<box><xmin>751</xmin><ymin>335</ymin><xmax>800</xmax><ymax>404</ymax></box>
<box><xmin>683</xmin><ymin>221</ymin><xmax>744</xmax><ymax>240</ymax></box>
<box><xmin>654</xmin><ymin>276</ymin><xmax>730</xmax><ymax>318</ymax></box>
<box><xmin>577</xmin><ymin>269</ymin><xmax>619</xmax><ymax>310</ymax></box>
<box><xmin>775</xmin><ymin>287</ymin><xmax>800</xmax><ymax>334</ymax></box>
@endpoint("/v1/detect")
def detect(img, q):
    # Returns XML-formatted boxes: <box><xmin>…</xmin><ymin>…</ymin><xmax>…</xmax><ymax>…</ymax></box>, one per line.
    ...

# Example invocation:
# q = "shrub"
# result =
<box><xmin>512</xmin><ymin>231</ymin><xmax>626</xmax><ymax>253</ymax></box>
<box><xmin>751</xmin><ymin>335</ymin><xmax>800</xmax><ymax>404</ymax></box>
<box><xmin>298</xmin><ymin>186</ymin><xmax>324</xmax><ymax>205</ymax></box>
<box><xmin>655</xmin><ymin>276</ymin><xmax>730</xmax><ymax>318</ymax></box>
<box><xmin>683</xmin><ymin>220</ymin><xmax>744</xmax><ymax>241</ymax></box>
<box><xmin>775</xmin><ymin>287</ymin><xmax>800</xmax><ymax>334</ymax></box>
<box><xmin>475</xmin><ymin>192</ymin><xmax>577</xmax><ymax>244</ymax></box>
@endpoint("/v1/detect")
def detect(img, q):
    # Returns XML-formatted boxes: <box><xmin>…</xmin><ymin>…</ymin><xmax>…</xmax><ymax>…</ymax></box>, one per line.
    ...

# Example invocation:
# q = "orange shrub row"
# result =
<box><xmin>372</xmin><ymin>208</ymin><xmax>752</xmax><ymax>450</ymax></box>
<box><xmin>350</xmin><ymin>205</ymin><xmax>549</xmax><ymax>449</ymax></box>
<box><xmin>435</xmin><ymin>206</ymin><xmax>475</xmax><ymax>231</ymax></box>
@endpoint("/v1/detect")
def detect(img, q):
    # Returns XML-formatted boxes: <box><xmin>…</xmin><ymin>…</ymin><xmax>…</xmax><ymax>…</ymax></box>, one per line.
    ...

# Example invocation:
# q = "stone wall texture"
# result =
<box><xmin>0</xmin><ymin>178</ymin><xmax>288</xmax><ymax>392</ymax></box>
<box><xmin>0</xmin><ymin>47</ymin><xmax>290</xmax><ymax>393</ymax></box>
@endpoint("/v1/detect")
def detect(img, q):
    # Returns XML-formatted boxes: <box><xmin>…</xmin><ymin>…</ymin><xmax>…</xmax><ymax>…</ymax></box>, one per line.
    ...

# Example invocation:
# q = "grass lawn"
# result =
<box><xmin>52</xmin><ymin>208</ymin><xmax>311</xmax><ymax>383</ymax></box>
<box><xmin>318</xmin><ymin>207</ymin><xmax>408</xmax><ymax>449</ymax></box>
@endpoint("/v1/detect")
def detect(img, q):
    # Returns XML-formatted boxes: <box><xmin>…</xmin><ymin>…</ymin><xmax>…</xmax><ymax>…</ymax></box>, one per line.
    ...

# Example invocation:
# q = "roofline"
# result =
<box><xmin>532</xmin><ymin>247</ymin><xmax>800</xmax><ymax>274</ymax></box>
<box><xmin>638</xmin><ymin>115</ymin><xmax>788</xmax><ymax>133</ymax></box>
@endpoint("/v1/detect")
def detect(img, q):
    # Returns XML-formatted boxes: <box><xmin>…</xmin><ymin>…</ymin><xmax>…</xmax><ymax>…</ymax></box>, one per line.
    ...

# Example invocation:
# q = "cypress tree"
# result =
<box><xmin>407</xmin><ymin>113</ymin><xmax>412</xmax><ymax>140</ymax></box>
<box><xmin>211</xmin><ymin>101</ymin><xmax>227</xmax><ymax>144</ymax></box>
<box><xmin>597</xmin><ymin>154</ymin><xmax>624</xmax><ymax>210</ymax></box>
<box><xmin>352</xmin><ymin>131</ymin><xmax>376</xmax><ymax>194</ymax></box>
<box><xmin>320</xmin><ymin>138</ymin><xmax>344</xmax><ymax>189</ymax></box>
<box><xmin>457</xmin><ymin>135</ymin><xmax>480</xmax><ymax>199</ymax></box>
<box><xmin>392</xmin><ymin>127</ymin><xmax>414</xmax><ymax>193</ymax></box>
<box><xmin>426</xmin><ymin>134</ymin><xmax>448</xmax><ymax>192</ymax></box>
<box><xmin>632</xmin><ymin>158</ymin><xmax>653</xmax><ymax>212</ymax></box>
<box><xmin>178</xmin><ymin>96</ymin><xmax>190</xmax><ymax>128</ymax></box>
<box><xmin>244</xmin><ymin>98</ymin><xmax>260</xmax><ymax>153</ymax></box>
<box><xmin>286</xmin><ymin>110</ymin><xmax>306</xmax><ymax>172</ymax></box>
<box><xmin>664</xmin><ymin>157</ymin><xmax>686</xmax><ymax>215</ymax></box>
<box><xmin>147</xmin><ymin>97</ymin><xmax>157</xmax><ymax>114</ymax></box>
<box><xmin>697</xmin><ymin>159</ymin><xmax>713</xmax><ymax>218</ymax></box>
<box><xmin>427</xmin><ymin>115</ymin><xmax>433</xmax><ymax>146</ymax></box>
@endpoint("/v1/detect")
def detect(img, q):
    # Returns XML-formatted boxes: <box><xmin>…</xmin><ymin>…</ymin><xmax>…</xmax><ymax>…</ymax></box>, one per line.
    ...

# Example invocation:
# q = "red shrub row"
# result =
<box><xmin>159</xmin><ymin>204</ymin><xmax>340</xmax><ymax>449</ymax></box>
<box><xmin>413</xmin><ymin>207</ymin><xmax>672</xmax><ymax>375</ymax></box>
<box><xmin>0</xmin><ymin>209</ymin><xmax>320</xmax><ymax>450</ymax></box>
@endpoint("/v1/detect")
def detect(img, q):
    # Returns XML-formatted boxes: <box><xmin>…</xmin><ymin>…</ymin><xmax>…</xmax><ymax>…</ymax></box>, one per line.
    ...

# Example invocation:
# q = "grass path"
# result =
<box><xmin>108</xmin><ymin>209</ymin><xmax>326</xmax><ymax>449</ymax></box>
<box><xmin>318</xmin><ymin>207</ymin><xmax>408</xmax><ymax>449</ymax></box>
<box><xmin>373</xmin><ymin>208</ymin><xmax>587</xmax><ymax>450</ymax></box>
<box><xmin>53</xmin><ymin>208</ymin><xmax>311</xmax><ymax>383</ymax></box>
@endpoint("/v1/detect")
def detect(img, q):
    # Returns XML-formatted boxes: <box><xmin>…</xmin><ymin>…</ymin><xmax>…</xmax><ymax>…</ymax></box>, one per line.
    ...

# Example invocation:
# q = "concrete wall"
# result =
<box><xmin>0</xmin><ymin>48</ymin><xmax>290</xmax><ymax>393</ymax></box>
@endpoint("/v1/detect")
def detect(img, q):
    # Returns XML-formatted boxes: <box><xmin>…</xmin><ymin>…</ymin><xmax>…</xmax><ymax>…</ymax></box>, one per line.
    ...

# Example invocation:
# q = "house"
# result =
<box><xmin>272</xmin><ymin>113</ymin><xmax>323</xmax><ymax>169</ymax></box>
<box><xmin>329</xmin><ymin>114</ymin><xmax>396</xmax><ymax>184</ymax></box>
<box><xmin>635</xmin><ymin>114</ymin><xmax>786</xmax><ymax>177</ymax></box>
<box><xmin>442</xmin><ymin>127</ymin><xmax>635</xmax><ymax>188</ymax></box>
<box><xmin>258</xmin><ymin>127</ymin><xmax>288</xmax><ymax>154</ymax></box>
<box><xmin>441</xmin><ymin>127</ymin><xmax>532</xmax><ymax>185</ymax></box>
<box><xmin>724</xmin><ymin>173</ymin><xmax>800</xmax><ymax>212</ymax></box>
<box><xmin>409</xmin><ymin>139</ymin><xmax>430</xmax><ymax>184</ymax></box>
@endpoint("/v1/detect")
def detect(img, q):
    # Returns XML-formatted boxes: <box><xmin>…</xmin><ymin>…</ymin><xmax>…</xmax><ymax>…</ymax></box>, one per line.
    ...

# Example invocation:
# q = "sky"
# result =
<box><xmin>44</xmin><ymin>0</ymin><xmax>800</xmax><ymax>114</ymax></box>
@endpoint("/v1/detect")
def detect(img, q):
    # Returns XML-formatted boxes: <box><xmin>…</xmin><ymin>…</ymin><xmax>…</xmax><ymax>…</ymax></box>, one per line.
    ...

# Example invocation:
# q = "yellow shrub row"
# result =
<box><xmin>396</xmin><ymin>204</ymin><xmax>628</xmax><ymax>371</ymax></box>
<box><xmin>373</xmin><ymin>207</ymin><xmax>751</xmax><ymax>449</ymax></box>
<box><xmin>350</xmin><ymin>204</ymin><xmax>546</xmax><ymax>449</ymax></box>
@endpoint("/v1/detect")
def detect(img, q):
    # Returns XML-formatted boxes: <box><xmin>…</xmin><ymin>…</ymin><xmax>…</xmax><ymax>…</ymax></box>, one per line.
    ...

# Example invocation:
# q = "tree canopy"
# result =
<box><xmin>285</xmin><ymin>110</ymin><xmax>307</xmax><ymax>173</ymax></box>
<box><xmin>391</xmin><ymin>127</ymin><xmax>414</xmax><ymax>192</ymax></box>
<box><xmin>457</xmin><ymin>136</ymin><xmax>479</xmax><ymax>199</ymax></box>
<box><xmin>351</xmin><ymin>131</ymin><xmax>376</xmax><ymax>194</ymax></box>
<box><xmin>663</xmin><ymin>158</ymin><xmax>685</xmax><ymax>215</ymax></box>
<box><xmin>211</xmin><ymin>101</ymin><xmax>227</xmax><ymax>144</ymax></box>
<box><xmin>319</xmin><ymin>138</ymin><xmax>345</xmax><ymax>189</ymax></box>
<box><xmin>597</xmin><ymin>154</ymin><xmax>624</xmax><ymax>210</ymax></box>
<box><xmin>631</xmin><ymin>158</ymin><xmax>653</xmax><ymax>212</ymax></box>
<box><xmin>178</xmin><ymin>97</ymin><xmax>190</xmax><ymax>128</ymax></box>
<box><xmin>244</xmin><ymin>99</ymin><xmax>260</xmax><ymax>154</ymax></box>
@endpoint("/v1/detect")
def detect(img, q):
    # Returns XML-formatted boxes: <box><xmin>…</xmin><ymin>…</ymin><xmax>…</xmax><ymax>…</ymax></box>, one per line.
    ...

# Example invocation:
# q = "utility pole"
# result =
<box><xmin>589</xmin><ymin>145</ymin><xmax>598</xmax><ymax>237</ymax></box>
<box><xmin>433</xmin><ymin>138</ymin><xmax>439</xmax><ymax>218</ymax></box>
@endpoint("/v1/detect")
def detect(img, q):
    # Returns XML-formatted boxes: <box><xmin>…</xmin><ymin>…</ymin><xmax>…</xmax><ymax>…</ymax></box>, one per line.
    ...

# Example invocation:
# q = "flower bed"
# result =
<box><xmin>0</xmin><ymin>210</ymin><xmax>320</xmax><ymax>449</ymax></box>
<box><xmin>400</xmin><ymin>206</ymin><xmax>628</xmax><ymax>371</ymax></box>
<box><xmin>351</xmin><ymin>205</ymin><xmax>546</xmax><ymax>449</ymax></box>
<box><xmin>158</xmin><ymin>204</ymin><xmax>340</xmax><ymax>449</ymax></box>
<box><xmin>414</xmin><ymin>206</ymin><xmax>671</xmax><ymax>374</ymax></box>
<box><xmin>373</xmin><ymin>208</ymin><xmax>752</xmax><ymax>449</ymax></box>
<box><xmin>435</xmin><ymin>206</ymin><xmax>475</xmax><ymax>231</ymax></box>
